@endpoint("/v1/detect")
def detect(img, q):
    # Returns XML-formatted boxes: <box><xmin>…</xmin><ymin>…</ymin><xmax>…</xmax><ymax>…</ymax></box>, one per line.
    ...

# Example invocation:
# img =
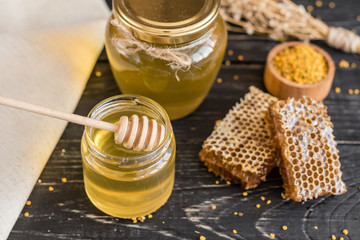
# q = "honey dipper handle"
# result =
<box><xmin>0</xmin><ymin>95</ymin><xmax>119</xmax><ymax>132</ymax></box>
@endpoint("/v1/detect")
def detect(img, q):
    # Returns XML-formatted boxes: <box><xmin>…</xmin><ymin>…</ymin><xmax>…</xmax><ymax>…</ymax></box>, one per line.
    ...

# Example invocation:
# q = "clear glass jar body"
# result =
<box><xmin>81</xmin><ymin>95</ymin><xmax>175</xmax><ymax>218</ymax></box>
<box><xmin>105</xmin><ymin>2</ymin><xmax>227</xmax><ymax>120</ymax></box>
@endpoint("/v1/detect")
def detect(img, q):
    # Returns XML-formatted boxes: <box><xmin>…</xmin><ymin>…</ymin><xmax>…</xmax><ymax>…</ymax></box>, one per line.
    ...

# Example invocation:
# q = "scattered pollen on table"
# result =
<box><xmin>314</xmin><ymin>226</ymin><xmax>318</xmax><ymax>230</ymax></box>
<box><xmin>242</xmin><ymin>192</ymin><xmax>248</xmax><ymax>196</ymax></box>
<box><xmin>26</xmin><ymin>200</ymin><xmax>31</xmax><ymax>206</ymax></box>
<box><xmin>329</xmin><ymin>2</ymin><xmax>335</xmax><ymax>8</ymax></box>
<box><xmin>194</xmin><ymin>230</ymin><xmax>200</xmax><ymax>234</ymax></box>
<box><xmin>260</xmin><ymin>196</ymin><xmax>265</xmax><ymax>201</ymax></box>
<box><xmin>217</xmin><ymin>78</ymin><xmax>223</xmax><ymax>83</ymax></box>
<box><xmin>61</xmin><ymin>148</ymin><xmax>66</xmax><ymax>155</ymax></box>
<box><xmin>215</xmin><ymin>180</ymin><xmax>219</xmax><ymax>184</ymax></box>
<box><xmin>228</xmin><ymin>50</ymin><xmax>234</xmax><ymax>56</ymax></box>
<box><xmin>234</xmin><ymin>212</ymin><xmax>238</xmax><ymax>215</ymax></box>
<box><xmin>238</xmin><ymin>212</ymin><xmax>244</xmax><ymax>216</ymax></box>
<box><xmin>38</xmin><ymin>179</ymin><xmax>42</xmax><ymax>183</ymax></box>
<box><xmin>339</xmin><ymin>60</ymin><xmax>349</xmax><ymax>68</ymax></box>
<box><xmin>147</xmin><ymin>214</ymin><xmax>153</xmax><ymax>219</ymax></box>
<box><xmin>24</xmin><ymin>212</ymin><xmax>29</xmax><ymax>217</ymax></box>
<box><xmin>232</xmin><ymin>229</ymin><xmax>237</xmax><ymax>234</ymax></box>
<box><xmin>233</xmin><ymin>75</ymin><xmax>239</xmax><ymax>80</ymax></box>
<box><xmin>339</xmin><ymin>237</ymin><xmax>344</xmax><ymax>240</ymax></box>
<box><xmin>354</xmin><ymin>89</ymin><xmax>359</xmax><ymax>94</ymax></box>
<box><xmin>95</xmin><ymin>71</ymin><xmax>102</xmax><ymax>77</ymax></box>
<box><xmin>357</xmin><ymin>16</ymin><xmax>360</xmax><ymax>22</ymax></box>
<box><xmin>226</xmin><ymin>180</ymin><xmax>231</xmax><ymax>185</ymax></box>
<box><xmin>256</xmin><ymin>204</ymin><xmax>261</xmax><ymax>208</ymax></box>
<box><xmin>267</xmin><ymin>200</ymin><xmax>271</xmax><ymax>204</ymax></box>
<box><xmin>282</xmin><ymin>225</ymin><xmax>288</xmax><ymax>230</ymax></box>
<box><xmin>335</xmin><ymin>87</ymin><xmax>341</xmax><ymax>93</ymax></box>
<box><xmin>48</xmin><ymin>186</ymin><xmax>54</xmax><ymax>191</ymax></box>
<box><xmin>137</xmin><ymin>216</ymin><xmax>145</xmax><ymax>222</ymax></box>
<box><xmin>331</xmin><ymin>235</ymin><xmax>336</xmax><ymax>240</ymax></box>
<box><xmin>132</xmin><ymin>219</ymin><xmax>137</xmax><ymax>223</ymax></box>
<box><xmin>237</xmin><ymin>55</ymin><xmax>244</xmax><ymax>61</ymax></box>
<box><xmin>225</xmin><ymin>60</ymin><xmax>231</xmax><ymax>66</ymax></box>
<box><xmin>61</xmin><ymin>177</ymin><xmax>67</xmax><ymax>183</ymax></box>
<box><xmin>269</xmin><ymin>233</ymin><xmax>275</xmax><ymax>239</ymax></box>
<box><xmin>348</xmin><ymin>89</ymin><xmax>354</xmax><ymax>95</ymax></box>
<box><xmin>351</xmin><ymin>62</ymin><xmax>356</xmax><ymax>68</ymax></box>
<box><xmin>211</xmin><ymin>205</ymin><xmax>216</xmax><ymax>210</ymax></box>
<box><xmin>200</xmin><ymin>236</ymin><xmax>206</xmax><ymax>240</ymax></box>
<box><xmin>342</xmin><ymin>229</ymin><xmax>348</xmax><ymax>235</ymax></box>
<box><xmin>315</xmin><ymin>0</ymin><xmax>322</xmax><ymax>7</ymax></box>
<box><xmin>307</xmin><ymin>5</ymin><xmax>314</xmax><ymax>12</ymax></box>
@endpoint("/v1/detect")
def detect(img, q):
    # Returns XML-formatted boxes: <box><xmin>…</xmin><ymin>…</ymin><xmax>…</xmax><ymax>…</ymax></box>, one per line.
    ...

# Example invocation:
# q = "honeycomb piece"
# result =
<box><xmin>270</xmin><ymin>97</ymin><xmax>347</xmax><ymax>201</ymax></box>
<box><xmin>199</xmin><ymin>86</ymin><xmax>279</xmax><ymax>189</ymax></box>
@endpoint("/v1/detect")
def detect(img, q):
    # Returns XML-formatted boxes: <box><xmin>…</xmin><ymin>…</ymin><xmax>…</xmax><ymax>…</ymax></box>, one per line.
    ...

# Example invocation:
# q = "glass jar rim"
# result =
<box><xmin>83</xmin><ymin>94</ymin><xmax>173</xmax><ymax>169</ymax></box>
<box><xmin>113</xmin><ymin>0</ymin><xmax>220</xmax><ymax>44</ymax></box>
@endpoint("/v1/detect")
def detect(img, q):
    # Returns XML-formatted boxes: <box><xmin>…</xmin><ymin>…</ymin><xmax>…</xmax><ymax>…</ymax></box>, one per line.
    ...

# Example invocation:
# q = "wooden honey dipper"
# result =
<box><xmin>0</xmin><ymin>96</ymin><xmax>165</xmax><ymax>151</ymax></box>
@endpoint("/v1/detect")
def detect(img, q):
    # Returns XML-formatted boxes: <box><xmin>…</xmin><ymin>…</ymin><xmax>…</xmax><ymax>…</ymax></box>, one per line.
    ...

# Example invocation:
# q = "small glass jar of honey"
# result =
<box><xmin>105</xmin><ymin>0</ymin><xmax>227</xmax><ymax>119</ymax></box>
<box><xmin>81</xmin><ymin>95</ymin><xmax>175</xmax><ymax>219</ymax></box>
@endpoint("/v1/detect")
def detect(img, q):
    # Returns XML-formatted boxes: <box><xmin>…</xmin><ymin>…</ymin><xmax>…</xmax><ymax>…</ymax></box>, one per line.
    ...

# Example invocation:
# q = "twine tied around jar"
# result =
<box><xmin>110</xmin><ymin>18</ymin><xmax>200</xmax><ymax>81</ymax></box>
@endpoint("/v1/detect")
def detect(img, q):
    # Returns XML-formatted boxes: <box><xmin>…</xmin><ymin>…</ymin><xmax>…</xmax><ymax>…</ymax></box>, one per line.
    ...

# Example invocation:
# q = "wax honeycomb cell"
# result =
<box><xmin>269</xmin><ymin>96</ymin><xmax>346</xmax><ymax>201</ymax></box>
<box><xmin>199</xmin><ymin>87</ymin><xmax>279</xmax><ymax>189</ymax></box>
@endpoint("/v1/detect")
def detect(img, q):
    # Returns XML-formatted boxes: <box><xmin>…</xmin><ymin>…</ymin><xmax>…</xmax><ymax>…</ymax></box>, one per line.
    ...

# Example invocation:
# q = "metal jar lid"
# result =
<box><xmin>114</xmin><ymin>0</ymin><xmax>220</xmax><ymax>44</ymax></box>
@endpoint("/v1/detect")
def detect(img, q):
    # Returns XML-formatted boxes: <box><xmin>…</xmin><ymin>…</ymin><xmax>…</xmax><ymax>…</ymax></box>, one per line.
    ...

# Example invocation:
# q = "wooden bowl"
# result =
<box><xmin>264</xmin><ymin>41</ymin><xmax>335</xmax><ymax>101</ymax></box>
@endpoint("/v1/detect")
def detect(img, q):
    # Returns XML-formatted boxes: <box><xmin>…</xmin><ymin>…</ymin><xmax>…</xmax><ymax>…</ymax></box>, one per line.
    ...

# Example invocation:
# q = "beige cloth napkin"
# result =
<box><xmin>0</xmin><ymin>0</ymin><xmax>109</xmax><ymax>239</ymax></box>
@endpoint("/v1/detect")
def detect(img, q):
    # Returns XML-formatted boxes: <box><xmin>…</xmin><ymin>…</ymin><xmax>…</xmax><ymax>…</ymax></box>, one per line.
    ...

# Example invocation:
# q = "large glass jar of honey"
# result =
<box><xmin>81</xmin><ymin>95</ymin><xmax>175</xmax><ymax>219</ymax></box>
<box><xmin>105</xmin><ymin>0</ymin><xmax>227</xmax><ymax>120</ymax></box>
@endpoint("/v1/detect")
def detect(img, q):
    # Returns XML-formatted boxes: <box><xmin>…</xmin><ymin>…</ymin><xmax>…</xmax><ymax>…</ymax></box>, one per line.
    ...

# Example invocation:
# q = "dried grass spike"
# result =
<box><xmin>221</xmin><ymin>0</ymin><xmax>360</xmax><ymax>53</ymax></box>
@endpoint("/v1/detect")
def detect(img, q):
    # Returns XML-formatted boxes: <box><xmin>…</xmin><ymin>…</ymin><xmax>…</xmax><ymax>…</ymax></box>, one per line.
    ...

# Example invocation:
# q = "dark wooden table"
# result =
<box><xmin>8</xmin><ymin>0</ymin><xmax>360</xmax><ymax>239</ymax></box>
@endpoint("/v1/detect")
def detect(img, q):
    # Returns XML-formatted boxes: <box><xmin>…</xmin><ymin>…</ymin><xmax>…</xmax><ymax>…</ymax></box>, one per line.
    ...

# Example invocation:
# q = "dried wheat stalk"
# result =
<box><xmin>221</xmin><ymin>0</ymin><xmax>360</xmax><ymax>53</ymax></box>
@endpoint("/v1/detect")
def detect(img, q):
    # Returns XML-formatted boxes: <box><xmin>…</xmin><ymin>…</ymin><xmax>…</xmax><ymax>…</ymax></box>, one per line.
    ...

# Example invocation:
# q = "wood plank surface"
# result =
<box><xmin>8</xmin><ymin>0</ymin><xmax>360</xmax><ymax>239</ymax></box>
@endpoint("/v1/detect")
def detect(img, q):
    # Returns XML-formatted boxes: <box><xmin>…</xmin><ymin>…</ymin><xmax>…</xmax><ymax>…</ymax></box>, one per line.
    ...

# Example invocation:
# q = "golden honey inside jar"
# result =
<box><xmin>81</xmin><ymin>95</ymin><xmax>175</xmax><ymax>219</ymax></box>
<box><xmin>105</xmin><ymin>0</ymin><xmax>227</xmax><ymax>120</ymax></box>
